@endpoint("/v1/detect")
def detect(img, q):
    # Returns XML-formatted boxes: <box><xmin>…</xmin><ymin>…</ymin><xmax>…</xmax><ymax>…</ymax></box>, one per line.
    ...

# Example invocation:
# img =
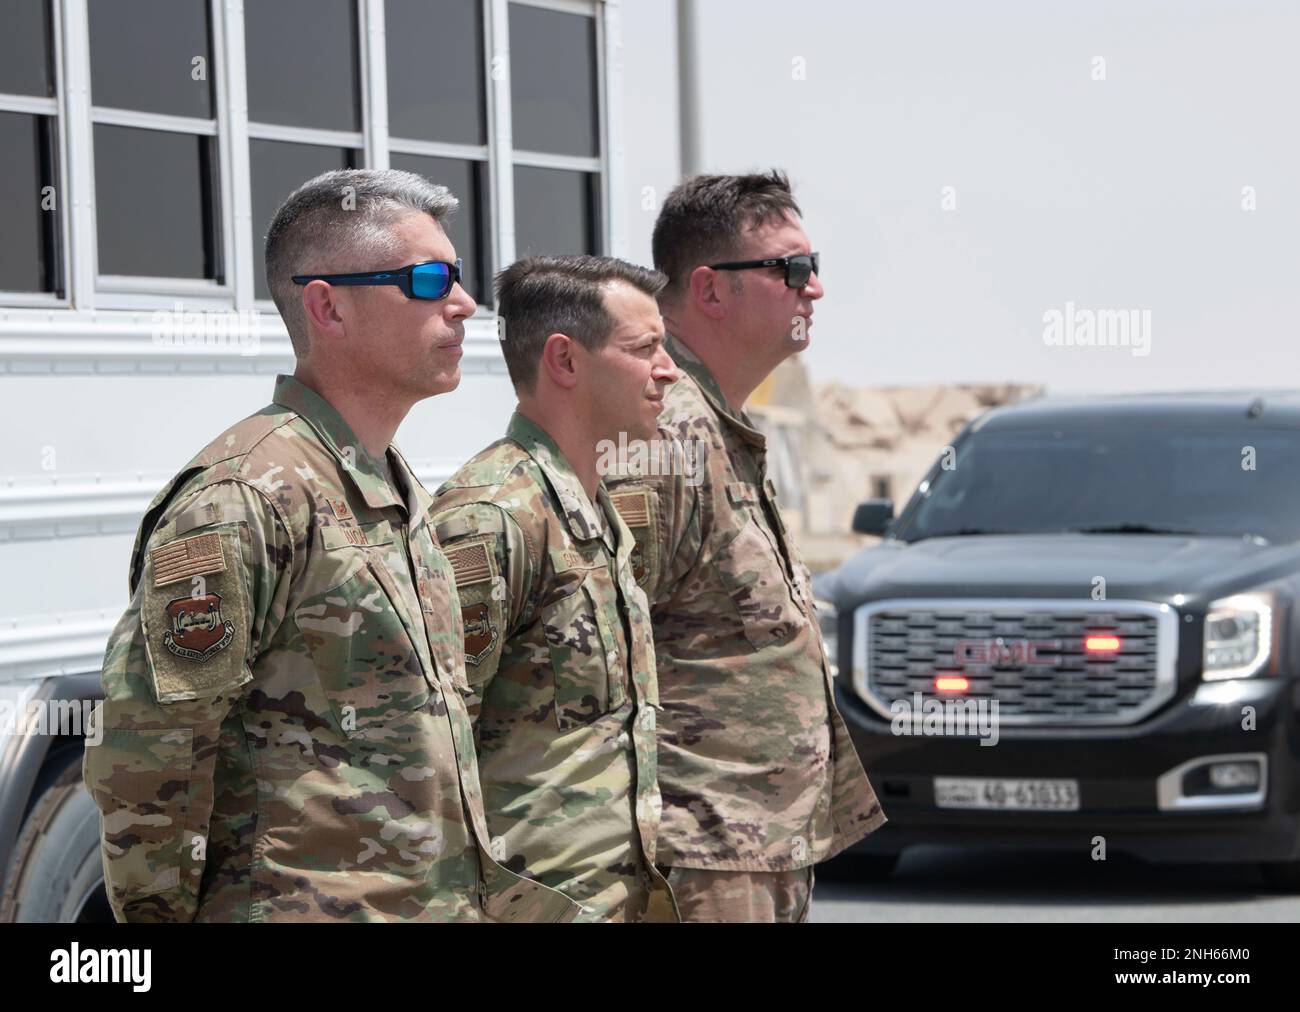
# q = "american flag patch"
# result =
<box><xmin>445</xmin><ymin>541</ymin><xmax>493</xmax><ymax>586</ymax></box>
<box><xmin>152</xmin><ymin>532</ymin><xmax>226</xmax><ymax>587</ymax></box>
<box><xmin>610</xmin><ymin>489</ymin><xmax>650</xmax><ymax>527</ymax></box>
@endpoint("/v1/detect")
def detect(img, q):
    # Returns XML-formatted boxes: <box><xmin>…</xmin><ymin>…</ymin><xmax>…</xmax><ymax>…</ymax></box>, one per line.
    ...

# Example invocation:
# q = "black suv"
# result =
<box><xmin>814</xmin><ymin>391</ymin><xmax>1300</xmax><ymax>887</ymax></box>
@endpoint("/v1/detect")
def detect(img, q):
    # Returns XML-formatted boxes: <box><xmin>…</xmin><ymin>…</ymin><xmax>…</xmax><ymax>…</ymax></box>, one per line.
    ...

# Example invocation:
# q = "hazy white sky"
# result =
<box><xmin>653</xmin><ymin>0</ymin><xmax>1300</xmax><ymax>394</ymax></box>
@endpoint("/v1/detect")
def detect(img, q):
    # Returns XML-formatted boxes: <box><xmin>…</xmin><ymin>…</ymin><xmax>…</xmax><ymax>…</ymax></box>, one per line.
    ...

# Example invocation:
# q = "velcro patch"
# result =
<box><xmin>726</xmin><ymin>481</ymin><xmax>760</xmax><ymax>507</ymax></box>
<box><xmin>445</xmin><ymin>540</ymin><xmax>494</xmax><ymax>586</ymax></box>
<box><xmin>151</xmin><ymin>532</ymin><xmax>226</xmax><ymax>587</ymax></box>
<box><xmin>611</xmin><ymin>487</ymin><xmax>659</xmax><ymax>590</ymax></box>
<box><xmin>435</xmin><ymin>510</ymin><xmax>505</xmax><ymax>545</ymax></box>
<box><xmin>142</xmin><ymin>526</ymin><xmax>251</xmax><ymax>703</ymax></box>
<box><xmin>552</xmin><ymin>547</ymin><xmax>599</xmax><ymax>573</ymax></box>
<box><xmin>328</xmin><ymin>497</ymin><xmax>355</xmax><ymax>522</ymax></box>
<box><xmin>462</xmin><ymin>601</ymin><xmax>499</xmax><ymax>665</ymax></box>
<box><xmin>609</xmin><ymin>489</ymin><xmax>650</xmax><ymax>527</ymax></box>
<box><xmin>174</xmin><ymin>502</ymin><xmax>223</xmax><ymax>536</ymax></box>
<box><xmin>319</xmin><ymin>521</ymin><xmax>394</xmax><ymax>551</ymax></box>
<box><xmin>163</xmin><ymin>592</ymin><xmax>236</xmax><ymax>661</ymax></box>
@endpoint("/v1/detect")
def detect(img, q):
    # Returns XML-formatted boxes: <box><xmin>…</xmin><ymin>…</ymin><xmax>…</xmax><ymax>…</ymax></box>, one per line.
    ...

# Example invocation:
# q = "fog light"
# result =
<box><xmin>1157</xmin><ymin>753</ymin><xmax>1266</xmax><ymax>810</ymax></box>
<box><xmin>1209</xmin><ymin>762</ymin><xmax>1260</xmax><ymax>790</ymax></box>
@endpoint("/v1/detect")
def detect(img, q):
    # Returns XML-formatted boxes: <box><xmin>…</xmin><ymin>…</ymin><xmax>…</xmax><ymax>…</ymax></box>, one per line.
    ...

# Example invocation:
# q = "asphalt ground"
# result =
<box><xmin>810</xmin><ymin>845</ymin><xmax>1299</xmax><ymax>922</ymax></box>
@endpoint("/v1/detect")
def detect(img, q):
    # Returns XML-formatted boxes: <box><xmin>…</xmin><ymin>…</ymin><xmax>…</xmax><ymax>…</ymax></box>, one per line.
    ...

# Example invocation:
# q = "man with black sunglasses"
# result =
<box><xmin>607</xmin><ymin>170</ymin><xmax>885</xmax><ymax>922</ymax></box>
<box><xmin>85</xmin><ymin>168</ymin><xmax>581</xmax><ymax>923</ymax></box>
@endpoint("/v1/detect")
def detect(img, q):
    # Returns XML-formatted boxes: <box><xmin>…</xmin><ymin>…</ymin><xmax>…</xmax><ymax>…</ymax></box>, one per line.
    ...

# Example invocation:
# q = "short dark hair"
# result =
<box><xmin>495</xmin><ymin>255</ymin><xmax>667</xmax><ymax>393</ymax></box>
<box><xmin>264</xmin><ymin>168</ymin><xmax>457</xmax><ymax>355</ymax></box>
<box><xmin>652</xmin><ymin>170</ymin><xmax>802</xmax><ymax>304</ymax></box>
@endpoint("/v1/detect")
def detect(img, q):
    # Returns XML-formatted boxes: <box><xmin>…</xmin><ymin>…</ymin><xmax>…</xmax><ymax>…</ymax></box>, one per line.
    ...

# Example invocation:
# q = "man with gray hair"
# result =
<box><xmin>84</xmin><ymin>168</ymin><xmax>581</xmax><ymax>922</ymax></box>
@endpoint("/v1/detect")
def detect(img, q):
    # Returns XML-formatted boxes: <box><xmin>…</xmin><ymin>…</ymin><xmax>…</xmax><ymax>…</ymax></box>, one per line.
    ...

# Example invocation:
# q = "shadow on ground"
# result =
<box><xmin>812</xmin><ymin>845</ymin><xmax>1291</xmax><ymax>918</ymax></box>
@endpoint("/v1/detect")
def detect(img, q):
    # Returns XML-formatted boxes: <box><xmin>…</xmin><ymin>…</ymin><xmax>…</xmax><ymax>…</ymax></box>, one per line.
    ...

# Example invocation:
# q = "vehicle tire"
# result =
<box><xmin>0</xmin><ymin>749</ymin><xmax>113</xmax><ymax>922</ymax></box>
<box><xmin>1260</xmin><ymin>860</ymin><xmax>1300</xmax><ymax>893</ymax></box>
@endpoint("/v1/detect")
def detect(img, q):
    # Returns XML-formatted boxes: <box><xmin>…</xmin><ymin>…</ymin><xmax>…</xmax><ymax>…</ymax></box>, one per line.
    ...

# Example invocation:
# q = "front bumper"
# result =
<box><xmin>837</xmin><ymin>676</ymin><xmax>1300</xmax><ymax>864</ymax></box>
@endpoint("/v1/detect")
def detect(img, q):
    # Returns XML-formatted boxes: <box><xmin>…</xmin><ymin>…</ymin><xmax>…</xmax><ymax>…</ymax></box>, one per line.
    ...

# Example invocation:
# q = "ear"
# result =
<box><xmin>539</xmin><ymin>332</ymin><xmax>579</xmax><ymax>390</ymax></box>
<box><xmin>300</xmin><ymin>281</ymin><xmax>348</xmax><ymax>344</ymax></box>
<box><xmin>688</xmin><ymin>265</ymin><xmax>728</xmax><ymax>321</ymax></box>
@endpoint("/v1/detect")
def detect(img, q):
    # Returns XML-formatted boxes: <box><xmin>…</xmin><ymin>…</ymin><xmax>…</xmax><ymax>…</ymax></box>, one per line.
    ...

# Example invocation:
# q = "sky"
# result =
<box><xmin>637</xmin><ymin>0</ymin><xmax>1300</xmax><ymax>395</ymax></box>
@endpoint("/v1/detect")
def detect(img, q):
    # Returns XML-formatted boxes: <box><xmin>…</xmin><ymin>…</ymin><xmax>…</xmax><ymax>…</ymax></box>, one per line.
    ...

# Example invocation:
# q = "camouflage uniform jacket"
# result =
<box><xmin>607</xmin><ymin>334</ymin><xmax>886</xmax><ymax>871</ymax></box>
<box><xmin>83</xmin><ymin>375</ymin><xmax>582</xmax><ymax>922</ymax></box>
<box><xmin>430</xmin><ymin>412</ymin><xmax>674</xmax><ymax>921</ymax></box>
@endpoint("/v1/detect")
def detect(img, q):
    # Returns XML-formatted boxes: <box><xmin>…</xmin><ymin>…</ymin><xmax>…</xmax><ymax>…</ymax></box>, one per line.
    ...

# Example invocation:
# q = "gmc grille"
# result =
<box><xmin>852</xmin><ymin>598</ymin><xmax>1179</xmax><ymax>726</ymax></box>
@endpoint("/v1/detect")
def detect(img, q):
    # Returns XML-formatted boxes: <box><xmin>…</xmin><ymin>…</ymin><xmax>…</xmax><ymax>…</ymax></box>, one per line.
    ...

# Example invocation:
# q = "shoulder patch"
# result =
<box><xmin>142</xmin><ymin>525</ymin><xmax>251</xmax><ymax>703</ymax></box>
<box><xmin>610</xmin><ymin>487</ymin><xmax>659</xmax><ymax>590</ymax></box>
<box><xmin>444</xmin><ymin>538</ymin><xmax>496</xmax><ymax>587</ymax></box>
<box><xmin>162</xmin><ymin>592</ymin><xmax>236</xmax><ymax>661</ymax></box>
<box><xmin>609</xmin><ymin>489</ymin><xmax>650</xmax><ymax>527</ymax></box>
<box><xmin>461</xmin><ymin>601</ymin><xmax>499</xmax><ymax>666</ymax></box>
<box><xmin>151</xmin><ymin>532</ymin><xmax>227</xmax><ymax>587</ymax></box>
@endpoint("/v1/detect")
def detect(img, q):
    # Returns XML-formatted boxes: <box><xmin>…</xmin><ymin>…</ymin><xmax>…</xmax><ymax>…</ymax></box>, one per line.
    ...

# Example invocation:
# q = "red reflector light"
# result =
<box><xmin>934</xmin><ymin>674</ymin><xmax>969</xmax><ymax>693</ymax></box>
<box><xmin>1085</xmin><ymin>635</ymin><xmax>1121</xmax><ymax>652</ymax></box>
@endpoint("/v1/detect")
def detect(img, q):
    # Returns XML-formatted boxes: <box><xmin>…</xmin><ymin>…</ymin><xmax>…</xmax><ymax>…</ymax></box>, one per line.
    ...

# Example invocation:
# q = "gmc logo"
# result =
<box><xmin>953</xmin><ymin>637</ymin><xmax>1060</xmax><ymax>667</ymax></box>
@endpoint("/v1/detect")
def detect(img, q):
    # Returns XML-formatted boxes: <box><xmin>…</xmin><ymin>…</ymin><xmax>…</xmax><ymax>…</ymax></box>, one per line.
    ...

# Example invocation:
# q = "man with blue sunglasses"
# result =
<box><xmin>86</xmin><ymin>168</ymin><xmax>582</xmax><ymax>922</ymax></box>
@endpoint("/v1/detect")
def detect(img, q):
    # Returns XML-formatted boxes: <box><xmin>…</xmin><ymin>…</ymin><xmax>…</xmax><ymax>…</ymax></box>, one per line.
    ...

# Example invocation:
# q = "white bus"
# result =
<box><xmin>0</xmin><ymin>0</ymin><xmax>683</xmax><ymax>921</ymax></box>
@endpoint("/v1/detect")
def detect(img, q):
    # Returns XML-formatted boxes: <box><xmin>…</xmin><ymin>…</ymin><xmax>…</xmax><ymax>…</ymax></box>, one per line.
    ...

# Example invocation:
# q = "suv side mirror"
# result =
<box><xmin>852</xmin><ymin>498</ymin><xmax>894</xmax><ymax>536</ymax></box>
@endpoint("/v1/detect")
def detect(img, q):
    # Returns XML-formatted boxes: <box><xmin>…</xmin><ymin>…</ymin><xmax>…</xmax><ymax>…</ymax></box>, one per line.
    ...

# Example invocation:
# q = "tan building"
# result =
<box><xmin>748</xmin><ymin>359</ymin><xmax>1041</xmax><ymax>572</ymax></box>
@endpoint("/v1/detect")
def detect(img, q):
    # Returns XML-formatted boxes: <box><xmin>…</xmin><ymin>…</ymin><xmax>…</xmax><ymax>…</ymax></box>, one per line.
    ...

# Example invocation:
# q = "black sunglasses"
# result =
<box><xmin>708</xmin><ymin>252</ymin><xmax>820</xmax><ymax>289</ymax></box>
<box><xmin>292</xmin><ymin>258</ymin><xmax>464</xmax><ymax>301</ymax></box>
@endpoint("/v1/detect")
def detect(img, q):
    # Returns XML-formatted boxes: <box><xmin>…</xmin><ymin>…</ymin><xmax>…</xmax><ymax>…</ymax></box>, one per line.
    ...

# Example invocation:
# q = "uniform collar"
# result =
<box><xmin>272</xmin><ymin>374</ymin><xmax>404</xmax><ymax>511</ymax></box>
<box><xmin>665</xmin><ymin>332</ymin><xmax>768</xmax><ymax>449</ymax></box>
<box><xmin>506</xmin><ymin>411</ymin><xmax>607</xmax><ymax>543</ymax></box>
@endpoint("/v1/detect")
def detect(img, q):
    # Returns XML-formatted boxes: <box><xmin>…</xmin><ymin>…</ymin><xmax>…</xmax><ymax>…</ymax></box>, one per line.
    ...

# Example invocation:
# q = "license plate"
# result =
<box><xmin>934</xmin><ymin>777</ymin><xmax>1080</xmax><ymax>811</ymax></box>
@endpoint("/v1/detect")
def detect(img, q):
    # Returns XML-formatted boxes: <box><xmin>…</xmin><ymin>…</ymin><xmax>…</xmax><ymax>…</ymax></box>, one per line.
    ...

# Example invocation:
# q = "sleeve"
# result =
<box><xmin>432</xmin><ymin>502</ymin><xmax>532</xmax><ymax>724</ymax></box>
<box><xmin>83</xmin><ymin>479</ymin><xmax>293</xmax><ymax>922</ymax></box>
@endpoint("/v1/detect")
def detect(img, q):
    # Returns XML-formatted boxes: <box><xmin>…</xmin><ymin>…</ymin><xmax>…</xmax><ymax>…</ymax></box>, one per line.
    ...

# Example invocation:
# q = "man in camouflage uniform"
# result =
<box><xmin>83</xmin><ymin>169</ymin><xmax>581</xmax><ymax>922</ymax></box>
<box><xmin>431</xmin><ymin>256</ymin><xmax>679</xmax><ymax>921</ymax></box>
<box><xmin>607</xmin><ymin>171</ymin><xmax>886</xmax><ymax>922</ymax></box>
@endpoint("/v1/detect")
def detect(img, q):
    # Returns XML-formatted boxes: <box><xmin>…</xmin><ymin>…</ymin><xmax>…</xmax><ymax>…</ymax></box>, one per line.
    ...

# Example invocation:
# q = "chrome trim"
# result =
<box><xmin>1156</xmin><ymin>752</ymin><xmax>1267</xmax><ymax>811</ymax></box>
<box><xmin>852</xmin><ymin>597</ymin><xmax>1179</xmax><ymax>727</ymax></box>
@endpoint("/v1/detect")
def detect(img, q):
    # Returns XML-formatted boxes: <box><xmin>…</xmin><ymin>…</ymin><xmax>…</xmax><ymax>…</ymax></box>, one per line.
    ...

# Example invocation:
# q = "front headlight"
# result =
<box><xmin>1202</xmin><ymin>592</ymin><xmax>1275</xmax><ymax>680</ymax></box>
<box><xmin>814</xmin><ymin>598</ymin><xmax>838</xmax><ymax>677</ymax></box>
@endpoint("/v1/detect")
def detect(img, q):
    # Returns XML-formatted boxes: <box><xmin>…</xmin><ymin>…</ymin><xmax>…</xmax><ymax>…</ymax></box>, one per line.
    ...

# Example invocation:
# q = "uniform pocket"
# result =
<box><xmin>542</xmin><ymin>577</ymin><xmax>620</xmax><ymax>731</ymax></box>
<box><xmin>417</xmin><ymin>545</ymin><xmax>475</xmax><ymax>696</ymax></box>
<box><xmin>294</xmin><ymin>561</ymin><xmax>432</xmax><ymax>737</ymax></box>
<box><xmin>715</xmin><ymin>515</ymin><xmax>801</xmax><ymax>650</ymax></box>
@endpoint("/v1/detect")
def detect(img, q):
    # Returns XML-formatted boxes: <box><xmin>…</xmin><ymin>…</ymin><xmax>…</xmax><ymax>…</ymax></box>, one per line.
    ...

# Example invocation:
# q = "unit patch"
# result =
<box><xmin>163</xmin><ymin>592</ymin><xmax>235</xmax><ymax>662</ymax></box>
<box><xmin>462</xmin><ymin>601</ymin><xmax>499</xmax><ymax>666</ymax></box>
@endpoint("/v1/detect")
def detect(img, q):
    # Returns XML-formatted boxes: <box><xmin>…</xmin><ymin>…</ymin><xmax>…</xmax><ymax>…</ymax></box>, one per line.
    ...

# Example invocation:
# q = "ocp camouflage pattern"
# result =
<box><xmin>431</xmin><ymin>412</ymin><xmax>675</xmax><ymax>922</ymax></box>
<box><xmin>83</xmin><ymin>375</ymin><xmax>582</xmax><ymax>922</ymax></box>
<box><xmin>608</xmin><ymin>334</ymin><xmax>886</xmax><ymax>871</ymax></box>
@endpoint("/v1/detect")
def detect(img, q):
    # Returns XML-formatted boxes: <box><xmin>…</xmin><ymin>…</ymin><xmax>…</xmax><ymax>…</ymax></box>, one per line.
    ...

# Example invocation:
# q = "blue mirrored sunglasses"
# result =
<box><xmin>292</xmin><ymin>258</ymin><xmax>463</xmax><ymax>300</ymax></box>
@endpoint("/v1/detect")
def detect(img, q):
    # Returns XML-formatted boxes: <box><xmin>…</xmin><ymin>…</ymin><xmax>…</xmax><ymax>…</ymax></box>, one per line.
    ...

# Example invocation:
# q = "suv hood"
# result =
<box><xmin>818</xmin><ymin>533</ymin><xmax>1300</xmax><ymax>609</ymax></box>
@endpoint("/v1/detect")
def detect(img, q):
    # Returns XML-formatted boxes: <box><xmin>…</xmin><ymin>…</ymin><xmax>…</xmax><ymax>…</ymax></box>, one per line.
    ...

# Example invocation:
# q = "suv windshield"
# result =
<box><xmin>898</xmin><ymin>422</ymin><xmax>1300</xmax><ymax>544</ymax></box>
